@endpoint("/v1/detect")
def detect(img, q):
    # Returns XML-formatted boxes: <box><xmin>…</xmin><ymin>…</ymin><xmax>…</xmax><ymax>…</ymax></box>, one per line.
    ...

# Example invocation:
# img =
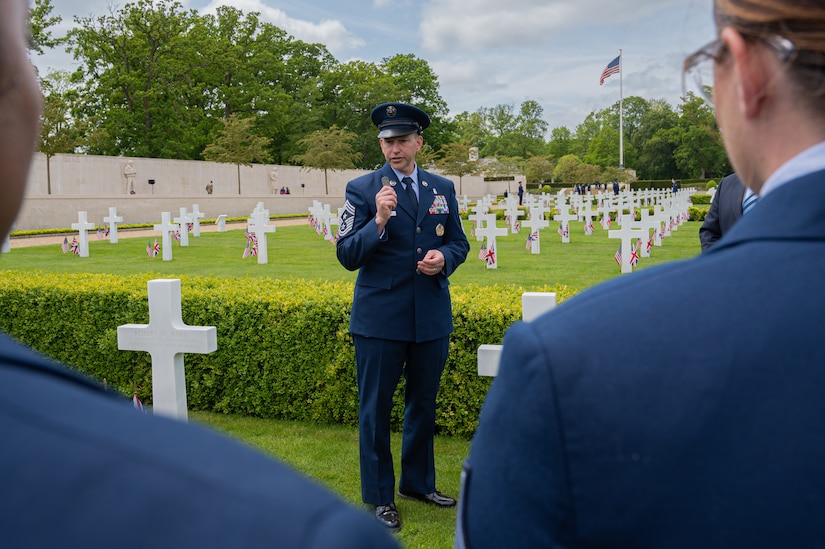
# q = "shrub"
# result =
<box><xmin>689</xmin><ymin>206</ymin><xmax>707</xmax><ymax>221</ymax></box>
<box><xmin>0</xmin><ymin>271</ymin><xmax>577</xmax><ymax>438</ymax></box>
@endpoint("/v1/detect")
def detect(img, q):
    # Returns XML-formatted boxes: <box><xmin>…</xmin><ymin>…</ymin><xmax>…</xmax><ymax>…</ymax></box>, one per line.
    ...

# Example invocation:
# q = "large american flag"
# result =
<box><xmin>600</xmin><ymin>55</ymin><xmax>621</xmax><ymax>85</ymax></box>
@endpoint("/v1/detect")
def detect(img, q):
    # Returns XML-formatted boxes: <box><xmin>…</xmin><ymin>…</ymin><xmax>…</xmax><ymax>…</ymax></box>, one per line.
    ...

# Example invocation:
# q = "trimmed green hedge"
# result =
<box><xmin>0</xmin><ymin>271</ymin><xmax>576</xmax><ymax>438</ymax></box>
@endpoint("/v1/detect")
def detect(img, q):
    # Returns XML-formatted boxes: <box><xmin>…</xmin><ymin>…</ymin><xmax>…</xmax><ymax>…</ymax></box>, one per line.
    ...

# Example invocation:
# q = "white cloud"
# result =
<box><xmin>419</xmin><ymin>0</ymin><xmax>682</xmax><ymax>54</ymax></box>
<box><xmin>200</xmin><ymin>0</ymin><xmax>364</xmax><ymax>53</ymax></box>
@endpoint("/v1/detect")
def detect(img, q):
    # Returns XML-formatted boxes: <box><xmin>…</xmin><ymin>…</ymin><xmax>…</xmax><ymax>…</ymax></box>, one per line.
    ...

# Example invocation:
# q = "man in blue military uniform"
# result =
<box><xmin>336</xmin><ymin>102</ymin><xmax>470</xmax><ymax>531</ymax></box>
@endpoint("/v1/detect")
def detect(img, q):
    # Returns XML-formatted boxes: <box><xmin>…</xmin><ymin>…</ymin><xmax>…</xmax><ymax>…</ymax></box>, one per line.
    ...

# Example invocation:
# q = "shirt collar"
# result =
<box><xmin>391</xmin><ymin>165</ymin><xmax>418</xmax><ymax>185</ymax></box>
<box><xmin>760</xmin><ymin>140</ymin><xmax>825</xmax><ymax>198</ymax></box>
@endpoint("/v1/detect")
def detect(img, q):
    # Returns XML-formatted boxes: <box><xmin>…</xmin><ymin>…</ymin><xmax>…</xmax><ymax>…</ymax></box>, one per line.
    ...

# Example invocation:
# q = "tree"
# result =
<box><xmin>547</xmin><ymin>126</ymin><xmax>573</xmax><ymax>161</ymax></box>
<box><xmin>631</xmin><ymin>99</ymin><xmax>679</xmax><ymax>180</ymax></box>
<box><xmin>452</xmin><ymin>110</ymin><xmax>490</xmax><ymax>151</ymax></box>
<box><xmin>435</xmin><ymin>142</ymin><xmax>481</xmax><ymax>195</ymax></box>
<box><xmin>202</xmin><ymin>114</ymin><xmax>272</xmax><ymax>194</ymax></box>
<box><xmin>523</xmin><ymin>155</ymin><xmax>555</xmax><ymax>187</ymax></box>
<box><xmin>29</xmin><ymin>0</ymin><xmax>65</xmax><ymax>56</ymax></box>
<box><xmin>322</xmin><ymin>60</ymin><xmax>401</xmax><ymax>169</ymax></box>
<box><xmin>291</xmin><ymin>125</ymin><xmax>363</xmax><ymax>194</ymax></box>
<box><xmin>667</xmin><ymin>93</ymin><xmax>729</xmax><ymax>179</ymax></box>
<box><xmin>38</xmin><ymin>71</ymin><xmax>84</xmax><ymax>194</ymax></box>
<box><xmin>69</xmin><ymin>0</ymin><xmax>203</xmax><ymax>158</ymax></box>
<box><xmin>552</xmin><ymin>154</ymin><xmax>582</xmax><ymax>183</ymax></box>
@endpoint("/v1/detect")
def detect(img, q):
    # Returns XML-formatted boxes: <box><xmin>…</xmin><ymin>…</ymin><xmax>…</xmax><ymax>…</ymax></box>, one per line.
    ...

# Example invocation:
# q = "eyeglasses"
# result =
<box><xmin>682</xmin><ymin>34</ymin><xmax>795</xmax><ymax>107</ymax></box>
<box><xmin>682</xmin><ymin>39</ymin><xmax>728</xmax><ymax>106</ymax></box>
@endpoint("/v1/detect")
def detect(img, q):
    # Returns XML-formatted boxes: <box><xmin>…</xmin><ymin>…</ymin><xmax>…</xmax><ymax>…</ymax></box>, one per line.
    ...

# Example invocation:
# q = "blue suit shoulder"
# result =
<box><xmin>0</xmin><ymin>332</ymin><xmax>399</xmax><ymax>548</ymax></box>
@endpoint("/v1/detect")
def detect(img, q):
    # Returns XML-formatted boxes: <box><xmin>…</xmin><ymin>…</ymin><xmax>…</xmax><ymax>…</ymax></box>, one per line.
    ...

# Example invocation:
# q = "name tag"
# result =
<box><xmin>429</xmin><ymin>195</ymin><xmax>449</xmax><ymax>214</ymax></box>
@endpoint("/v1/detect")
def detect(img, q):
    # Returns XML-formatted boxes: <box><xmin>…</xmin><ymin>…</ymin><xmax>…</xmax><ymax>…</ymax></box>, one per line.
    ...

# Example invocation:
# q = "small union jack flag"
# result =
<box><xmin>483</xmin><ymin>242</ymin><xmax>496</xmax><ymax>267</ymax></box>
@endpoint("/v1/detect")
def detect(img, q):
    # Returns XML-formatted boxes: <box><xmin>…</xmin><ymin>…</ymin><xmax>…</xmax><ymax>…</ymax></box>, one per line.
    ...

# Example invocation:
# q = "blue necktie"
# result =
<box><xmin>742</xmin><ymin>191</ymin><xmax>758</xmax><ymax>215</ymax></box>
<box><xmin>402</xmin><ymin>176</ymin><xmax>418</xmax><ymax>212</ymax></box>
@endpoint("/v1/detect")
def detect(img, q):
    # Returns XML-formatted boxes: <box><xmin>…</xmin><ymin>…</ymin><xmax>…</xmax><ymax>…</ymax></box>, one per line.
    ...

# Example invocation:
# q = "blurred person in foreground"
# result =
<box><xmin>0</xmin><ymin>2</ymin><xmax>398</xmax><ymax>547</ymax></box>
<box><xmin>456</xmin><ymin>0</ymin><xmax>825</xmax><ymax>546</ymax></box>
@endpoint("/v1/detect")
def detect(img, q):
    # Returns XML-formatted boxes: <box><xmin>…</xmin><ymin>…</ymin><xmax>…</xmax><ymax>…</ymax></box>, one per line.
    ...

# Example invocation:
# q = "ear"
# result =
<box><xmin>722</xmin><ymin>27</ymin><xmax>772</xmax><ymax>118</ymax></box>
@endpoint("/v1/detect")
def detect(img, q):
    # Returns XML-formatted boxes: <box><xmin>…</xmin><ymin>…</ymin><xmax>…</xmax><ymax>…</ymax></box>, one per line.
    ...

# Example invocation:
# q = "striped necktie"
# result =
<box><xmin>402</xmin><ymin>176</ymin><xmax>418</xmax><ymax>212</ymax></box>
<box><xmin>742</xmin><ymin>190</ymin><xmax>758</xmax><ymax>215</ymax></box>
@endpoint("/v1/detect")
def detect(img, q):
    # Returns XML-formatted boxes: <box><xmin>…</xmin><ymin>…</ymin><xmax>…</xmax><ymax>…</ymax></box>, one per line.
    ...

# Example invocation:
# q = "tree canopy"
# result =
<box><xmin>33</xmin><ymin>1</ymin><xmax>730</xmax><ymax>183</ymax></box>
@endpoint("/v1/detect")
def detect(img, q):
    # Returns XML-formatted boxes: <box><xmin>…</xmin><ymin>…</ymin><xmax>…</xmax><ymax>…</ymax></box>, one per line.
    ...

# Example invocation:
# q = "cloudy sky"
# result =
<box><xmin>33</xmin><ymin>0</ymin><xmax>716</xmax><ymax>133</ymax></box>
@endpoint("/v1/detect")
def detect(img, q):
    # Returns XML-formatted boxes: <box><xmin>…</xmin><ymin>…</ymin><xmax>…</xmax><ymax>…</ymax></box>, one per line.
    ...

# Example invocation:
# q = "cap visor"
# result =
<box><xmin>378</xmin><ymin>127</ymin><xmax>417</xmax><ymax>139</ymax></box>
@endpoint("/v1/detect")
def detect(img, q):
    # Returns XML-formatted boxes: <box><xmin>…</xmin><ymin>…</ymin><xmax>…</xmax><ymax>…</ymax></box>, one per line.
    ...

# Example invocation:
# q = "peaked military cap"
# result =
<box><xmin>371</xmin><ymin>102</ymin><xmax>431</xmax><ymax>138</ymax></box>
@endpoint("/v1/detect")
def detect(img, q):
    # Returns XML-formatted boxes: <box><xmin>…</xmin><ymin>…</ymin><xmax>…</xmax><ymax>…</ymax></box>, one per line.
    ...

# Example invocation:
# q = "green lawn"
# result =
<box><xmin>4</xmin><ymin>216</ymin><xmax>704</xmax><ymax>548</ymax></box>
<box><xmin>4</xmin><ymin>219</ymin><xmax>703</xmax><ymax>292</ymax></box>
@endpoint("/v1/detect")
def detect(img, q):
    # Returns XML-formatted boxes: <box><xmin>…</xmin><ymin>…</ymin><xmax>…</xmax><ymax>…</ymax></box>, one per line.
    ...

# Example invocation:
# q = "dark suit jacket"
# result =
<box><xmin>0</xmin><ymin>334</ymin><xmax>398</xmax><ymax>548</ymax></box>
<box><xmin>699</xmin><ymin>173</ymin><xmax>746</xmax><ymax>251</ymax></box>
<box><xmin>457</xmin><ymin>169</ymin><xmax>825</xmax><ymax>548</ymax></box>
<box><xmin>336</xmin><ymin>163</ymin><xmax>469</xmax><ymax>343</ymax></box>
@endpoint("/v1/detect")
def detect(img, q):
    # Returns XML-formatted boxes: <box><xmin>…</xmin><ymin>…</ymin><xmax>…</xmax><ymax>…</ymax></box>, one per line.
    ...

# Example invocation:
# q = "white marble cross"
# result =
<box><xmin>308</xmin><ymin>200</ymin><xmax>324</xmax><ymax>231</ymax></box>
<box><xmin>475</xmin><ymin>213</ymin><xmax>508</xmax><ymax>269</ymax></box>
<box><xmin>553</xmin><ymin>206</ymin><xmax>577</xmax><ymax>244</ymax></box>
<box><xmin>637</xmin><ymin>208</ymin><xmax>656</xmax><ymax>258</ymax></box>
<box><xmin>609</xmin><ymin>218</ymin><xmax>647</xmax><ymax>274</ymax></box>
<box><xmin>190</xmin><ymin>204</ymin><xmax>206</xmax><ymax>237</ymax></box>
<box><xmin>153</xmin><ymin>212</ymin><xmax>178</xmax><ymax>261</ymax></box>
<box><xmin>578</xmin><ymin>202</ymin><xmax>597</xmax><ymax>236</ymax></box>
<box><xmin>467</xmin><ymin>205</ymin><xmax>487</xmax><ymax>241</ymax></box>
<box><xmin>173</xmin><ymin>207</ymin><xmax>192</xmax><ymax>246</ymax></box>
<box><xmin>598</xmin><ymin>200</ymin><xmax>614</xmax><ymax>230</ymax></box>
<box><xmin>71</xmin><ymin>211</ymin><xmax>96</xmax><ymax>258</ymax></box>
<box><xmin>103</xmin><ymin>207</ymin><xmax>123</xmax><ymax>244</ymax></box>
<box><xmin>503</xmin><ymin>197</ymin><xmax>524</xmax><ymax>234</ymax></box>
<box><xmin>117</xmin><ymin>279</ymin><xmax>217</xmax><ymax>421</ymax></box>
<box><xmin>477</xmin><ymin>292</ymin><xmax>557</xmax><ymax>376</ymax></box>
<box><xmin>316</xmin><ymin>204</ymin><xmax>337</xmax><ymax>240</ymax></box>
<box><xmin>522</xmin><ymin>207</ymin><xmax>550</xmax><ymax>254</ymax></box>
<box><xmin>247</xmin><ymin>208</ymin><xmax>276</xmax><ymax>264</ymax></box>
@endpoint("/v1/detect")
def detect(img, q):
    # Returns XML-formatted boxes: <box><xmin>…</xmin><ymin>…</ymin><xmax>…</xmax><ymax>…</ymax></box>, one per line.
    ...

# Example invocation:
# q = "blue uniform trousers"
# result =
<box><xmin>353</xmin><ymin>334</ymin><xmax>449</xmax><ymax>505</ymax></box>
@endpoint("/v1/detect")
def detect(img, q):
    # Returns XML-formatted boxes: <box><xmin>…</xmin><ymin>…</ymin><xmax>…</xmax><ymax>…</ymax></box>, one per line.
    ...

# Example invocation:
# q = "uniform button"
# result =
<box><xmin>416</xmin><ymin>227</ymin><xmax>421</xmax><ymax>234</ymax></box>
<box><xmin>416</xmin><ymin>248</ymin><xmax>423</xmax><ymax>254</ymax></box>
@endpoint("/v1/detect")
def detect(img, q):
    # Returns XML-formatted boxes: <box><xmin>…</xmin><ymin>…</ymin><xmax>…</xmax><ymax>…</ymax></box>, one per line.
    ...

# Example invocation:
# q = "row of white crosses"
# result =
<box><xmin>307</xmin><ymin>200</ymin><xmax>341</xmax><ymax>242</ymax></box>
<box><xmin>66</xmin><ymin>205</ymin><xmax>213</xmax><ymax>260</ymax></box>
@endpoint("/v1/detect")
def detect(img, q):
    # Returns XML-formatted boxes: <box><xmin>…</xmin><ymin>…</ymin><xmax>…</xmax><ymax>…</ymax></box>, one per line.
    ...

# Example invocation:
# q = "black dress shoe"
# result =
<box><xmin>398</xmin><ymin>488</ymin><xmax>457</xmax><ymax>508</ymax></box>
<box><xmin>374</xmin><ymin>502</ymin><xmax>401</xmax><ymax>531</ymax></box>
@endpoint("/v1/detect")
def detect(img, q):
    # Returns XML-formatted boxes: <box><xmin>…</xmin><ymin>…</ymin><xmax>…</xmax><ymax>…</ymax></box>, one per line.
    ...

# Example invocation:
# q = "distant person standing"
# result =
<box><xmin>672</xmin><ymin>177</ymin><xmax>681</xmax><ymax>192</ymax></box>
<box><xmin>517</xmin><ymin>182</ymin><xmax>524</xmax><ymax>205</ymax></box>
<box><xmin>336</xmin><ymin>102</ymin><xmax>469</xmax><ymax>532</ymax></box>
<box><xmin>612</xmin><ymin>178</ymin><xmax>620</xmax><ymax>195</ymax></box>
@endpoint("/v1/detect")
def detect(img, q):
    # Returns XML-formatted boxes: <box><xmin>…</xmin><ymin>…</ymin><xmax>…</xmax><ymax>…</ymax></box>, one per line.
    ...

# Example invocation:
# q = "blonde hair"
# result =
<box><xmin>715</xmin><ymin>0</ymin><xmax>825</xmax><ymax>102</ymax></box>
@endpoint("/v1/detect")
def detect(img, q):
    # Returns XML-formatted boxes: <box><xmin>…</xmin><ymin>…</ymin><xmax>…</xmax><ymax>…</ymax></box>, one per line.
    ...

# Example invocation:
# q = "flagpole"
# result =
<box><xmin>619</xmin><ymin>49</ymin><xmax>624</xmax><ymax>169</ymax></box>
